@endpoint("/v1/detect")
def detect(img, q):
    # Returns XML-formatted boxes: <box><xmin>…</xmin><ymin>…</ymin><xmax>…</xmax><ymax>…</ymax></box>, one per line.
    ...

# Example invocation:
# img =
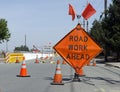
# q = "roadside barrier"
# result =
<box><xmin>51</xmin><ymin>60</ymin><xmax>64</xmax><ymax>85</ymax></box>
<box><xmin>5</xmin><ymin>52</ymin><xmax>9</xmax><ymax>63</ymax></box>
<box><xmin>49</xmin><ymin>57</ymin><xmax>53</xmax><ymax>60</ymax></box>
<box><xmin>50</xmin><ymin>61</ymin><xmax>56</xmax><ymax>64</ymax></box>
<box><xmin>39</xmin><ymin>56</ymin><xmax>48</xmax><ymax>63</ymax></box>
<box><xmin>43</xmin><ymin>56</ymin><xmax>48</xmax><ymax>60</ymax></box>
<box><xmin>17</xmin><ymin>59</ymin><xmax>30</xmax><ymax>77</ymax></box>
<box><xmin>5</xmin><ymin>53</ymin><xmax>24</xmax><ymax>63</ymax></box>
<box><xmin>40</xmin><ymin>56</ymin><xmax>55</xmax><ymax>64</ymax></box>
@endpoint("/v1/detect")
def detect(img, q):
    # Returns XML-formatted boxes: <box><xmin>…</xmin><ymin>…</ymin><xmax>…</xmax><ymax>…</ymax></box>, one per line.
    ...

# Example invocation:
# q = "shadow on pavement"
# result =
<box><xmin>82</xmin><ymin>76</ymin><xmax>120</xmax><ymax>84</ymax></box>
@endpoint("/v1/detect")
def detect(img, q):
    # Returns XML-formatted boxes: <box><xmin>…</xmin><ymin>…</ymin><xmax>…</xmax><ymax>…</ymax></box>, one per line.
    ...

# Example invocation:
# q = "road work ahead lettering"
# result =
<box><xmin>66</xmin><ymin>35</ymin><xmax>90</xmax><ymax>60</ymax></box>
<box><xmin>53</xmin><ymin>23</ymin><xmax>103</xmax><ymax>71</ymax></box>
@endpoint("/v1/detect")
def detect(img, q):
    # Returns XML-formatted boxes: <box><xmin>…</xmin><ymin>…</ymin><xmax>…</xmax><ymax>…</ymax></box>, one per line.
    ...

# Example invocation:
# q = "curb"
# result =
<box><xmin>105</xmin><ymin>63</ymin><xmax>120</xmax><ymax>68</ymax></box>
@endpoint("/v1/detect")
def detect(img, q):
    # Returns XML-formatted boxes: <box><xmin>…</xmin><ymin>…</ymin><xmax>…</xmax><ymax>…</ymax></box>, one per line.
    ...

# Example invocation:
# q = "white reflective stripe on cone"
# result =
<box><xmin>56</xmin><ymin>70</ymin><xmax>61</xmax><ymax>74</ymax></box>
<box><xmin>22</xmin><ymin>61</ymin><xmax>26</xmax><ymax>64</ymax></box>
<box><xmin>22</xmin><ymin>65</ymin><xmax>26</xmax><ymax>68</ymax></box>
<box><xmin>57</xmin><ymin>64</ymin><xmax>61</xmax><ymax>68</ymax></box>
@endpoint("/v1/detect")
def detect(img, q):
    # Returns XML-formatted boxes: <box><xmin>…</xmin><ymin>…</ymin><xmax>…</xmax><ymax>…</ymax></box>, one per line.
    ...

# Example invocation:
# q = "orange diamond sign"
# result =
<box><xmin>54</xmin><ymin>24</ymin><xmax>103</xmax><ymax>74</ymax></box>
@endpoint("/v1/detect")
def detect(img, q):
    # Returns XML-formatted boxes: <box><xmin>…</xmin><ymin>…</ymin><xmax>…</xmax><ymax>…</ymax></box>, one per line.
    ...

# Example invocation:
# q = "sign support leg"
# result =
<box><xmin>72</xmin><ymin>73</ymin><xmax>81</xmax><ymax>82</ymax></box>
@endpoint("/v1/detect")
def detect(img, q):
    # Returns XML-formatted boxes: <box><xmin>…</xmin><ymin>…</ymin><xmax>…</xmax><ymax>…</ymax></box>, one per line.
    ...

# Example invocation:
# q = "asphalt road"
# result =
<box><xmin>0</xmin><ymin>60</ymin><xmax>120</xmax><ymax>92</ymax></box>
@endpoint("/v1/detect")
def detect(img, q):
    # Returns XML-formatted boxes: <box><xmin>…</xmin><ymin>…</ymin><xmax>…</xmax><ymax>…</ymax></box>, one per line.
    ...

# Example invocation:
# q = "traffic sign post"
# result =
<box><xmin>54</xmin><ymin>23</ymin><xmax>103</xmax><ymax>81</ymax></box>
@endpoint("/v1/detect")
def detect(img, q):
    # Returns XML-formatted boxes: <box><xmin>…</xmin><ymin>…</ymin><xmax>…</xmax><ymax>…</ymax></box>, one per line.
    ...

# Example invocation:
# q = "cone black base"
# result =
<box><xmin>51</xmin><ymin>82</ymin><xmax>64</xmax><ymax>85</ymax></box>
<box><xmin>16</xmin><ymin>75</ymin><xmax>31</xmax><ymax>77</ymax></box>
<box><xmin>72</xmin><ymin>78</ymin><xmax>81</xmax><ymax>82</ymax></box>
<box><xmin>34</xmin><ymin>62</ymin><xmax>39</xmax><ymax>63</ymax></box>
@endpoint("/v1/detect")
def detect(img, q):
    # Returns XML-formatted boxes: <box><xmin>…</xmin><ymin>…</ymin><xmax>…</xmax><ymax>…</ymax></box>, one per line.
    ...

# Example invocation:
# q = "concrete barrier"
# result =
<box><xmin>5</xmin><ymin>52</ymin><xmax>54</xmax><ymax>63</ymax></box>
<box><xmin>23</xmin><ymin>53</ymin><xmax>54</xmax><ymax>60</ymax></box>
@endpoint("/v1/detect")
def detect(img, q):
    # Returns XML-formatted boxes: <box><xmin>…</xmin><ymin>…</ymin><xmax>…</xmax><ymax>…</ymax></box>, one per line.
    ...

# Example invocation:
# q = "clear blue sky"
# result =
<box><xmin>0</xmin><ymin>0</ymin><xmax>112</xmax><ymax>52</ymax></box>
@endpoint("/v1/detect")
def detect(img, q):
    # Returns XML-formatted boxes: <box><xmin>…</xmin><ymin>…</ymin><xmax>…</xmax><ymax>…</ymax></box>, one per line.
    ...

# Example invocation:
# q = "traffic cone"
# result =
<box><xmin>62</xmin><ymin>60</ymin><xmax>66</xmax><ymax>65</ymax></box>
<box><xmin>86</xmin><ymin>61</ymin><xmax>90</xmax><ymax>66</ymax></box>
<box><xmin>78</xmin><ymin>68</ymin><xmax>85</xmax><ymax>76</ymax></box>
<box><xmin>17</xmin><ymin>60</ymin><xmax>30</xmax><ymax>77</ymax></box>
<box><xmin>93</xmin><ymin>59</ymin><xmax>96</xmax><ymax>66</ymax></box>
<box><xmin>23</xmin><ymin>56</ymin><xmax>25</xmax><ymax>61</ymax></box>
<box><xmin>51</xmin><ymin>60</ymin><xmax>64</xmax><ymax>85</ymax></box>
<box><xmin>35</xmin><ymin>55</ymin><xmax>39</xmax><ymax>63</ymax></box>
<box><xmin>16</xmin><ymin>56</ymin><xmax>19</xmax><ymax>63</ymax></box>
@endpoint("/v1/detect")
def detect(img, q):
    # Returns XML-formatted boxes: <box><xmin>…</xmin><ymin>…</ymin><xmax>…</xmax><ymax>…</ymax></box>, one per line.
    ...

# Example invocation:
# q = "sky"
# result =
<box><xmin>0</xmin><ymin>0</ymin><xmax>112</xmax><ymax>52</ymax></box>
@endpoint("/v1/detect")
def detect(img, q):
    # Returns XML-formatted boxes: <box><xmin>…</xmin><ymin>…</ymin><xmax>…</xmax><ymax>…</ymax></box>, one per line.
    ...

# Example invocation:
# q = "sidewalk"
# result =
<box><xmin>105</xmin><ymin>62</ymin><xmax>120</xmax><ymax>68</ymax></box>
<box><xmin>95</xmin><ymin>58</ymin><xmax>120</xmax><ymax>68</ymax></box>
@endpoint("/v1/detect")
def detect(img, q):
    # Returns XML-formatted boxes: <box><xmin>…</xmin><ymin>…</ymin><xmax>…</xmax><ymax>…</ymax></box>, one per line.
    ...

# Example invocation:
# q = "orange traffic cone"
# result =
<box><xmin>17</xmin><ymin>60</ymin><xmax>30</xmax><ymax>77</ymax></box>
<box><xmin>35</xmin><ymin>55</ymin><xmax>39</xmax><ymax>63</ymax></box>
<box><xmin>86</xmin><ymin>61</ymin><xmax>90</xmax><ymax>66</ymax></box>
<box><xmin>16</xmin><ymin>56</ymin><xmax>19</xmax><ymax>63</ymax></box>
<box><xmin>51</xmin><ymin>60</ymin><xmax>64</xmax><ymax>85</ymax></box>
<box><xmin>62</xmin><ymin>60</ymin><xmax>66</xmax><ymax>65</ymax></box>
<box><xmin>93</xmin><ymin>59</ymin><xmax>96</xmax><ymax>66</ymax></box>
<box><xmin>78</xmin><ymin>68</ymin><xmax>85</xmax><ymax>76</ymax></box>
<box><xmin>23</xmin><ymin>56</ymin><xmax>25</xmax><ymax>61</ymax></box>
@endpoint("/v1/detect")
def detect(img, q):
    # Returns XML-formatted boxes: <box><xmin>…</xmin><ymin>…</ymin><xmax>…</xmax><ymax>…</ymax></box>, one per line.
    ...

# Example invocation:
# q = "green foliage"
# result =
<box><xmin>103</xmin><ymin>0</ymin><xmax>120</xmax><ymax>49</ymax></box>
<box><xmin>90</xmin><ymin>0</ymin><xmax>120</xmax><ymax>60</ymax></box>
<box><xmin>14</xmin><ymin>45</ymin><xmax>29</xmax><ymax>51</ymax></box>
<box><xmin>90</xmin><ymin>20</ymin><xmax>104</xmax><ymax>47</ymax></box>
<box><xmin>0</xmin><ymin>19</ymin><xmax>11</xmax><ymax>43</ymax></box>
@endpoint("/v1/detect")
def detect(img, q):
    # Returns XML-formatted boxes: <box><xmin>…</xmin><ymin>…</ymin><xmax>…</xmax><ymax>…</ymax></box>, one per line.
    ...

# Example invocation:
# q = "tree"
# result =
<box><xmin>100</xmin><ymin>0</ymin><xmax>120</xmax><ymax>61</ymax></box>
<box><xmin>105</xmin><ymin>0</ymin><xmax>120</xmax><ymax>61</ymax></box>
<box><xmin>90</xmin><ymin>0</ymin><xmax>120</xmax><ymax>61</ymax></box>
<box><xmin>14</xmin><ymin>45</ymin><xmax>29</xmax><ymax>51</ymax></box>
<box><xmin>0</xmin><ymin>19</ymin><xmax>11</xmax><ymax>43</ymax></box>
<box><xmin>89</xmin><ymin>20</ymin><xmax>106</xmax><ymax>57</ymax></box>
<box><xmin>90</xmin><ymin>20</ymin><xmax>104</xmax><ymax>46</ymax></box>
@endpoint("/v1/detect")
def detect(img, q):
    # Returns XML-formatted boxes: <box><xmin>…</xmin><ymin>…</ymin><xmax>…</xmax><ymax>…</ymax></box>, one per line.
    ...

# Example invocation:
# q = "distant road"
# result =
<box><xmin>0</xmin><ymin>60</ymin><xmax>120</xmax><ymax>92</ymax></box>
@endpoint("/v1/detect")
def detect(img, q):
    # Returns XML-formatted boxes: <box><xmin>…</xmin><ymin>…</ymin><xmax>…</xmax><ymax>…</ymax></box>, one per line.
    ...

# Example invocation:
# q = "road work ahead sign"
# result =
<box><xmin>54</xmin><ymin>23</ymin><xmax>103</xmax><ymax>73</ymax></box>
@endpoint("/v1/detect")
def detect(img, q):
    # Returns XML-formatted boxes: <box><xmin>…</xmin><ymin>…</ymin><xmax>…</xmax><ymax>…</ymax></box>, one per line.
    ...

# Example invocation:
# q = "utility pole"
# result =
<box><xmin>104</xmin><ymin>0</ymin><xmax>108</xmax><ymax>62</ymax></box>
<box><xmin>83</xmin><ymin>19</ymin><xmax>85</xmax><ymax>28</ymax></box>
<box><xmin>25</xmin><ymin>35</ymin><xmax>26</xmax><ymax>47</ymax></box>
<box><xmin>6</xmin><ymin>40</ymin><xmax>8</xmax><ymax>52</ymax></box>
<box><xmin>104</xmin><ymin>0</ymin><xmax>107</xmax><ymax>18</ymax></box>
<box><xmin>86</xmin><ymin>0</ymin><xmax>89</xmax><ymax>32</ymax></box>
<box><xmin>86</xmin><ymin>20</ymin><xmax>89</xmax><ymax>32</ymax></box>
